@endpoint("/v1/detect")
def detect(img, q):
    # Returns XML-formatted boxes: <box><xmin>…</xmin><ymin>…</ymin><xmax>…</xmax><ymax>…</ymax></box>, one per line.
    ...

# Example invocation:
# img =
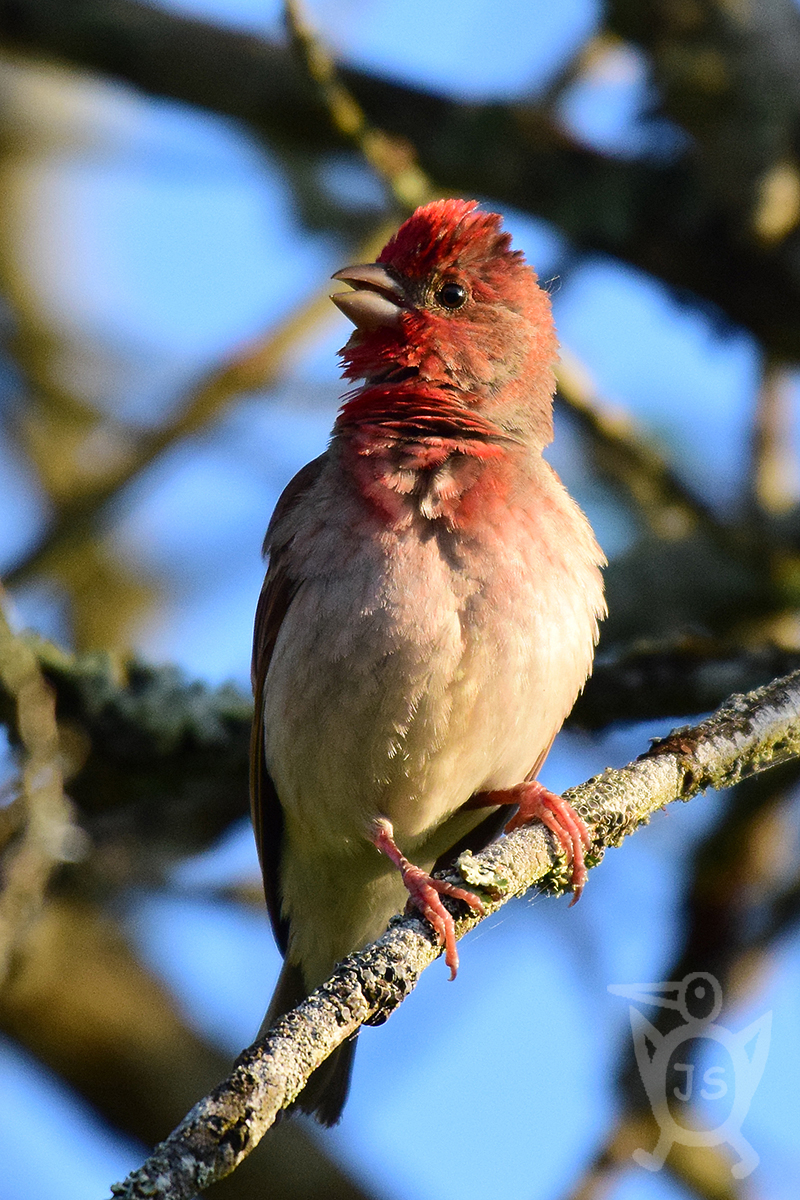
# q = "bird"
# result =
<box><xmin>251</xmin><ymin>198</ymin><xmax>606</xmax><ymax>1124</ymax></box>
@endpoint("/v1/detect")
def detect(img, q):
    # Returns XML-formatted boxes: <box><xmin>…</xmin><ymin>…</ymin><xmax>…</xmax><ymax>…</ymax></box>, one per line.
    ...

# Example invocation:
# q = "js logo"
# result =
<box><xmin>608</xmin><ymin>973</ymin><xmax>771</xmax><ymax>1178</ymax></box>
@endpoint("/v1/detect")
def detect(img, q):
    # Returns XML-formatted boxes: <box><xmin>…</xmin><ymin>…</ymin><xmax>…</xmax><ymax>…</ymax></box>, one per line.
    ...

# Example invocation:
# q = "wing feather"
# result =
<box><xmin>250</xmin><ymin>454</ymin><xmax>327</xmax><ymax>955</ymax></box>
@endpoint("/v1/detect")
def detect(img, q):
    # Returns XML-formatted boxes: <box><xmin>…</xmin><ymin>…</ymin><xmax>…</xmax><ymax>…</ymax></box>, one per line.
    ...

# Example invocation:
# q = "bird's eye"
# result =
<box><xmin>435</xmin><ymin>281</ymin><xmax>468</xmax><ymax>310</ymax></box>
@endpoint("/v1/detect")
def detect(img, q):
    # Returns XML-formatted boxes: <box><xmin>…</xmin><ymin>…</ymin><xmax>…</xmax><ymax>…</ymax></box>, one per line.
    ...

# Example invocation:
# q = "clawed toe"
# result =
<box><xmin>502</xmin><ymin>782</ymin><xmax>591</xmax><ymax>902</ymax></box>
<box><xmin>401</xmin><ymin>862</ymin><xmax>483</xmax><ymax>978</ymax></box>
<box><xmin>370</xmin><ymin>817</ymin><xmax>483</xmax><ymax>978</ymax></box>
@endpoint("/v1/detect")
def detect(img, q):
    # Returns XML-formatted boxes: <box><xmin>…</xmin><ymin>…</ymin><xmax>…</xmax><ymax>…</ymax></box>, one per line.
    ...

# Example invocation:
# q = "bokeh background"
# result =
<box><xmin>1</xmin><ymin>1</ymin><xmax>800</xmax><ymax>1198</ymax></box>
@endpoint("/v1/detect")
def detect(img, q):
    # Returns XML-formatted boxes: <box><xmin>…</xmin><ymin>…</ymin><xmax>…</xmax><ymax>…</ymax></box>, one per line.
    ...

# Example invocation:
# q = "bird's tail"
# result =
<box><xmin>260</xmin><ymin>959</ymin><xmax>357</xmax><ymax>1127</ymax></box>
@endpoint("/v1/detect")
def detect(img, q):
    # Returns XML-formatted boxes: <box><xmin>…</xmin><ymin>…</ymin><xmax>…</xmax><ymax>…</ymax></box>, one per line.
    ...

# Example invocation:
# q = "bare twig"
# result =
<box><xmin>284</xmin><ymin>0</ymin><xmax>433</xmax><ymax>213</ymax></box>
<box><xmin>3</xmin><ymin>289</ymin><xmax>337</xmax><ymax>586</ymax></box>
<box><xmin>0</xmin><ymin>587</ymin><xmax>75</xmax><ymax>986</ymax></box>
<box><xmin>556</xmin><ymin>352</ymin><xmax>748</xmax><ymax>556</ymax></box>
<box><xmin>109</xmin><ymin>670</ymin><xmax>800</xmax><ymax>1200</ymax></box>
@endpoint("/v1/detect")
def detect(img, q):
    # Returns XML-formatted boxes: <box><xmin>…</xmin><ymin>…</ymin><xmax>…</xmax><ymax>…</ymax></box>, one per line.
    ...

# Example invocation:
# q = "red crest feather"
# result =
<box><xmin>377</xmin><ymin>199</ymin><xmax>522</xmax><ymax>279</ymax></box>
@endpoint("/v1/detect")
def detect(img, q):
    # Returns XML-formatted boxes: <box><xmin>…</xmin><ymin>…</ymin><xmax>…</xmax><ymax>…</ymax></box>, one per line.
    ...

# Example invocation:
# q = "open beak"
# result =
<box><xmin>331</xmin><ymin>263</ymin><xmax>406</xmax><ymax>331</ymax></box>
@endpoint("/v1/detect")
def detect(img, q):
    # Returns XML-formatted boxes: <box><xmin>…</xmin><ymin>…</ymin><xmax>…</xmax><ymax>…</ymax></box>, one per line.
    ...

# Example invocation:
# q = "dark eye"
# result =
<box><xmin>435</xmin><ymin>281</ymin><xmax>468</xmax><ymax>310</ymax></box>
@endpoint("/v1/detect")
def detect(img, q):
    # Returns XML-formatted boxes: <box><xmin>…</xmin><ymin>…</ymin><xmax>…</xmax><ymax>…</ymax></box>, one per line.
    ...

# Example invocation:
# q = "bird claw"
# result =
<box><xmin>400</xmin><ymin>863</ymin><xmax>484</xmax><ymax>979</ymax></box>
<box><xmin>503</xmin><ymin>781</ymin><xmax>591</xmax><ymax>902</ymax></box>
<box><xmin>370</xmin><ymin>818</ymin><xmax>483</xmax><ymax>978</ymax></box>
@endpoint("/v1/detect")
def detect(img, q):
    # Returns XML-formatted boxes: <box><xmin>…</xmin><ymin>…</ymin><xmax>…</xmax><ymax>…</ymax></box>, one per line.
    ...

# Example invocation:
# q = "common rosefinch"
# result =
<box><xmin>251</xmin><ymin>199</ymin><xmax>605</xmax><ymax>1123</ymax></box>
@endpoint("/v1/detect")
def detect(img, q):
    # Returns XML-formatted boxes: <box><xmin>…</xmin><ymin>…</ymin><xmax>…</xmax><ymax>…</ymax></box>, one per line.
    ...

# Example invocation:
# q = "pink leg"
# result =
<box><xmin>474</xmin><ymin>781</ymin><xmax>591</xmax><ymax>905</ymax></box>
<box><xmin>369</xmin><ymin>818</ymin><xmax>484</xmax><ymax>980</ymax></box>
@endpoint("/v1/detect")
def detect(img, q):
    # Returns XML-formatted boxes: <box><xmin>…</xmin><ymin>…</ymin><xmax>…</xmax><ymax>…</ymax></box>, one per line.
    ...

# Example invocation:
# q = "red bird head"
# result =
<box><xmin>332</xmin><ymin>199</ymin><xmax>558</xmax><ymax>447</ymax></box>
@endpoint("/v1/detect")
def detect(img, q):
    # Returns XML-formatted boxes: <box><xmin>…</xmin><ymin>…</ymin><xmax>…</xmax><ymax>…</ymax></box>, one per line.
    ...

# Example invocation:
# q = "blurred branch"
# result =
<box><xmin>0</xmin><ymin>894</ymin><xmax>377</xmax><ymax>1200</ymax></box>
<box><xmin>0</xmin><ymin>587</ymin><xmax>75</xmax><ymax>985</ymax></box>
<box><xmin>749</xmin><ymin>356</ymin><xmax>800</xmax><ymax>517</ymax></box>
<box><xmin>3</xmin><ymin>285</ymin><xmax>339</xmax><ymax>586</ymax></box>
<box><xmin>562</xmin><ymin>756</ymin><xmax>800</xmax><ymax>1199</ymax></box>
<box><xmin>0</xmin><ymin>790</ymin><xmax>24</xmax><ymax>850</ymax></box>
<box><xmin>600</xmin><ymin>531</ymin><xmax>774</xmax><ymax>647</ymax></box>
<box><xmin>4</xmin><ymin>2</ymin><xmax>800</xmax><ymax>355</ymax></box>
<box><xmin>110</xmin><ymin>671</ymin><xmax>800</xmax><ymax>1199</ymax></box>
<box><xmin>562</xmin><ymin>1110</ymin><xmax>745</xmax><ymax>1200</ymax></box>
<box><xmin>284</xmin><ymin>0</ymin><xmax>433</xmax><ymax>212</ymax></box>
<box><xmin>573</xmin><ymin>641</ymin><xmax>800</xmax><ymax>727</ymax></box>
<box><xmin>556</xmin><ymin>352</ymin><xmax>745</xmax><ymax>553</ymax></box>
<box><xmin>538</xmin><ymin>32</ymin><xmax>620</xmax><ymax>110</ymax></box>
<box><xmin>1</xmin><ymin>638</ymin><xmax>797</xmax><ymax>875</ymax></box>
<box><xmin>5</xmin><ymin>638</ymin><xmax>254</xmax><ymax>880</ymax></box>
<box><xmin>607</xmin><ymin>0</ymin><xmax>800</xmax><ymax>241</ymax></box>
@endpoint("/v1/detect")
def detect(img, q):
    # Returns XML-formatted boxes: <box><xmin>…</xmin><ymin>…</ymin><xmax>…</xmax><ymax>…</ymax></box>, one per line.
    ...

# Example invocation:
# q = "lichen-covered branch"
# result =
<box><xmin>109</xmin><ymin>670</ymin><xmax>800</xmax><ymax>1200</ymax></box>
<box><xmin>2</xmin><ymin>638</ymin><xmax>797</xmax><ymax>875</ymax></box>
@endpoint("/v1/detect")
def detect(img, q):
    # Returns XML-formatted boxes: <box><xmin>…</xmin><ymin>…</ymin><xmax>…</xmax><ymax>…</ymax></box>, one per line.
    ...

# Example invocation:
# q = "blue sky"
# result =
<box><xmin>0</xmin><ymin>2</ymin><xmax>798</xmax><ymax>1198</ymax></box>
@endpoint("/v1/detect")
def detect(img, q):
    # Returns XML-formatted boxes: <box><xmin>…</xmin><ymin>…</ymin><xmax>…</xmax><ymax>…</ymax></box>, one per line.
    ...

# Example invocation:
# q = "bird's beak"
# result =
<box><xmin>331</xmin><ymin>263</ymin><xmax>406</xmax><ymax>330</ymax></box>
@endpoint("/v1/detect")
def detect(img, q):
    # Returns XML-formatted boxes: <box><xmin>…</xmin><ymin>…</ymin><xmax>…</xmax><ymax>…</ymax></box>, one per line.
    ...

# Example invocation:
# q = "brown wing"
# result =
<box><xmin>250</xmin><ymin>454</ymin><xmax>327</xmax><ymax>955</ymax></box>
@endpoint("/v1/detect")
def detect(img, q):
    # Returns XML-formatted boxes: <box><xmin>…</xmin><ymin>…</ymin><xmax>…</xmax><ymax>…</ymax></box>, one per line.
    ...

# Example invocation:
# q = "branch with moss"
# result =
<box><xmin>108</xmin><ymin>670</ymin><xmax>800</xmax><ymax>1199</ymax></box>
<box><xmin>2</xmin><ymin>637</ymin><xmax>798</xmax><ymax>875</ymax></box>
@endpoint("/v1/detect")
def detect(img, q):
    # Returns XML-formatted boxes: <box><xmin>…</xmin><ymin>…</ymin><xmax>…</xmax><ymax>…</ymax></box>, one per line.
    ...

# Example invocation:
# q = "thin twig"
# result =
<box><xmin>109</xmin><ymin>670</ymin><xmax>800</xmax><ymax>1200</ymax></box>
<box><xmin>4</xmin><ymin>226</ymin><xmax>397</xmax><ymax>589</ymax></box>
<box><xmin>284</xmin><ymin>0</ymin><xmax>434</xmax><ymax>212</ymax></box>
<box><xmin>556</xmin><ymin>351</ymin><xmax>751</xmax><ymax>557</ymax></box>
<box><xmin>0</xmin><ymin>587</ymin><xmax>75</xmax><ymax>986</ymax></box>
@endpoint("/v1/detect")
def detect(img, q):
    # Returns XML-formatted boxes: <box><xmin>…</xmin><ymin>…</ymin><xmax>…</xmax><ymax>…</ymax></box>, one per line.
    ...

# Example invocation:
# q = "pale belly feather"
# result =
<box><xmin>262</xmin><ymin>462</ymin><xmax>604</xmax><ymax>982</ymax></box>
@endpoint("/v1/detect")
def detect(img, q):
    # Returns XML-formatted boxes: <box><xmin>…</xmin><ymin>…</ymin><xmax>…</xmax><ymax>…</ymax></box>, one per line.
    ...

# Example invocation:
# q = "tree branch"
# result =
<box><xmin>283</xmin><ymin>0</ymin><xmax>433</xmax><ymax>212</ymax></box>
<box><xmin>608</xmin><ymin>0</ymin><xmax>800</xmax><ymax>238</ymax></box>
<box><xmin>5</xmin><ymin>1</ymin><xmax>800</xmax><ymax>355</ymax></box>
<box><xmin>0</xmin><ymin>894</ymin><xmax>378</xmax><ymax>1200</ymax></box>
<box><xmin>0</xmin><ymin>587</ymin><xmax>77</xmax><ymax>986</ymax></box>
<box><xmin>109</xmin><ymin>670</ymin><xmax>800</xmax><ymax>1199</ymax></box>
<box><xmin>2</xmin><ymin>638</ymin><xmax>798</xmax><ymax>877</ymax></box>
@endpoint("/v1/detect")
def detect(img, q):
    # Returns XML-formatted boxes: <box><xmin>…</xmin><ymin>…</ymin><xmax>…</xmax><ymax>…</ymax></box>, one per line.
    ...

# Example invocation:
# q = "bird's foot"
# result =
<box><xmin>369</xmin><ymin>818</ymin><xmax>484</xmax><ymax>979</ymax></box>
<box><xmin>477</xmin><ymin>781</ymin><xmax>591</xmax><ymax>904</ymax></box>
